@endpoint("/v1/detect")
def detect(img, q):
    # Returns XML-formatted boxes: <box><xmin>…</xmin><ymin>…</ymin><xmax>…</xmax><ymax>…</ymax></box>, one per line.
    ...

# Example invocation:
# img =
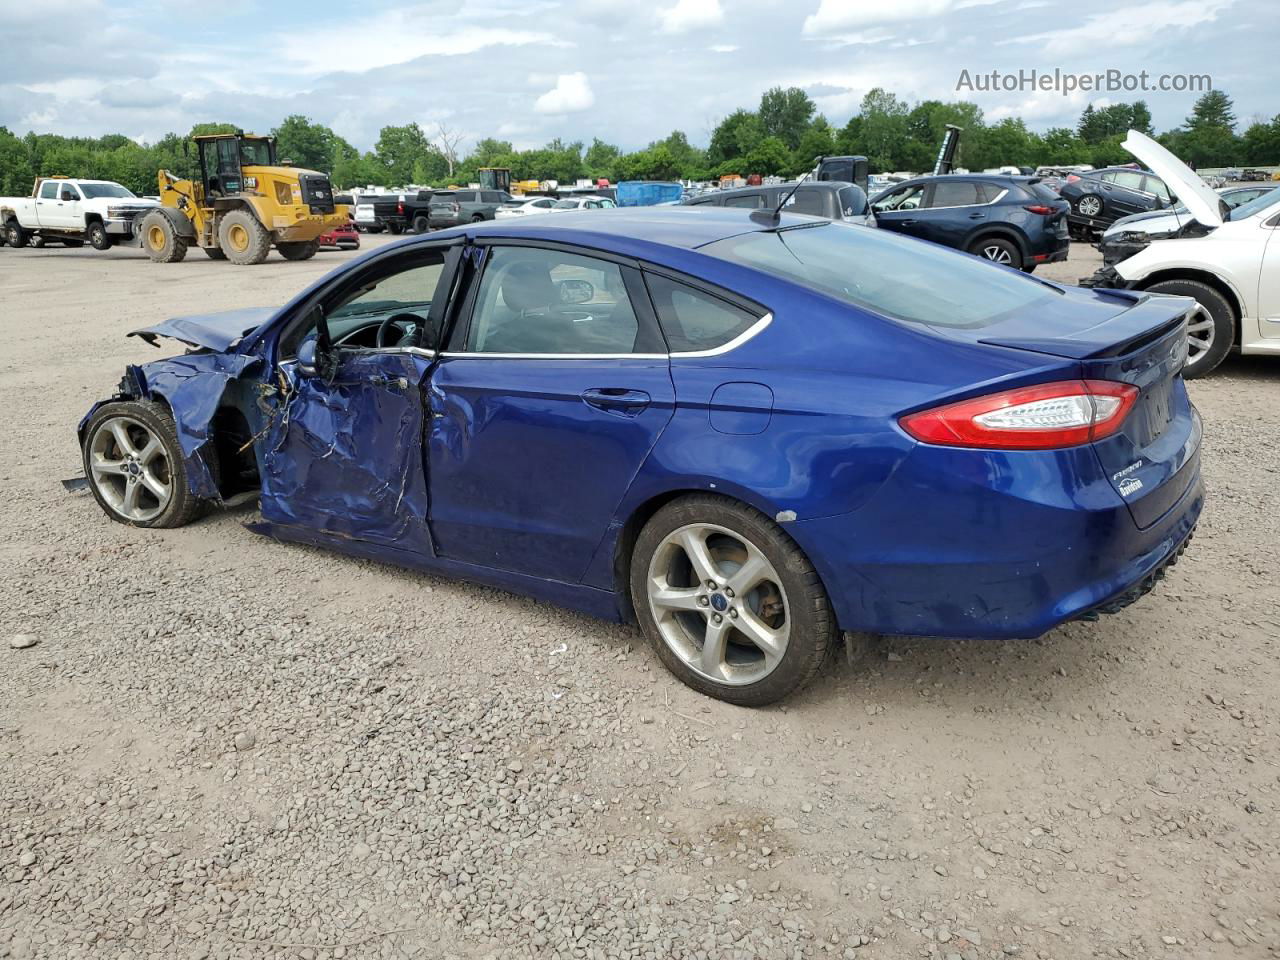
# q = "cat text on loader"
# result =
<box><xmin>137</xmin><ymin>132</ymin><xmax>349</xmax><ymax>265</ymax></box>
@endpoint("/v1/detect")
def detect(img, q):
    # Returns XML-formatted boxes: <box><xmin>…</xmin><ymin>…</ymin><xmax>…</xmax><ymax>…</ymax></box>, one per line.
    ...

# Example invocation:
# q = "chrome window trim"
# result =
<box><xmin>926</xmin><ymin>188</ymin><xmax>1008</xmax><ymax>210</ymax></box>
<box><xmin>438</xmin><ymin>312</ymin><xmax>773</xmax><ymax>361</ymax></box>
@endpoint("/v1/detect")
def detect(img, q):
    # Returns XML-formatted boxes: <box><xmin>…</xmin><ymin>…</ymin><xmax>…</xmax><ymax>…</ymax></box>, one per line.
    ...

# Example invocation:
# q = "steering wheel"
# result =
<box><xmin>375</xmin><ymin>313</ymin><xmax>422</xmax><ymax>348</ymax></box>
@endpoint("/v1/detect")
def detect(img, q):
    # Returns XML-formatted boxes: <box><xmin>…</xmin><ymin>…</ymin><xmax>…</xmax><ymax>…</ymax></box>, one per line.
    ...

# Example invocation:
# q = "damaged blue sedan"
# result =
<box><xmin>80</xmin><ymin>209</ymin><xmax>1202</xmax><ymax>705</ymax></box>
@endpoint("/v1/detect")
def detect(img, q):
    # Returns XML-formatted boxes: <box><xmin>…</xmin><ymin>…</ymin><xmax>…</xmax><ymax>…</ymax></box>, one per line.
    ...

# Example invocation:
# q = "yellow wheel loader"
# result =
<box><xmin>138</xmin><ymin>132</ymin><xmax>349</xmax><ymax>265</ymax></box>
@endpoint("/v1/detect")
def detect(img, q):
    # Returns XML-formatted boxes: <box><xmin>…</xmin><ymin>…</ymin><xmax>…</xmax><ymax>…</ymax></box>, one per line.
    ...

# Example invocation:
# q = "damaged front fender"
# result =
<box><xmin>78</xmin><ymin>353</ymin><xmax>262</xmax><ymax>502</ymax></box>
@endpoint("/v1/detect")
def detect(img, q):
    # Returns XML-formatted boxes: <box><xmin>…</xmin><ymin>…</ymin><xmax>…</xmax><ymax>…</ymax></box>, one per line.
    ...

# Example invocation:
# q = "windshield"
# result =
<box><xmin>702</xmin><ymin>221</ymin><xmax>1060</xmax><ymax>329</ymax></box>
<box><xmin>1227</xmin><ymin>187</ymin><xmax>1280</xmax><ymax>221</ymax></box>
<box><xmin>240</xmin><ymin>139</ymin><xmax>275</xmax><ymax>165</ymax></box>
<box><xmin>79</xmin><ymin>183</ymin><xmax>136</xmax><ymax>199</ymax></box>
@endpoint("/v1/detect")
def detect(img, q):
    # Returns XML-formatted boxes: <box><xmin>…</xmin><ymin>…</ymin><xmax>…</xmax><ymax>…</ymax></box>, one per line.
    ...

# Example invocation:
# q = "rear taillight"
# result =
<box><xmin>1065</xmin><ymin>174</ymin><xmax>1081</xmax><ymax>184</ymax></box>
<box><xmin>1023</xmin><ymin>204</ymin><xmax>1056</xmax><ymax>215</ymax></box>
<box><xmin>397</xmin><ymin>201</ymin><xmax>404</xmax><ymax>214</ymax></box>
<box><xmin>900</xmin><ymin>380</ymin><xmax>1138</xmax><ymax>450</ymax></box>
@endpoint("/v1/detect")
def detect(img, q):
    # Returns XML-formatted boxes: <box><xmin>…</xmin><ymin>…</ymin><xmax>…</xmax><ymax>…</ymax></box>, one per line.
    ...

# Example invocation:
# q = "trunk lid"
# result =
<box><xmin>976</xmin><ymin>289</ymin><xmax>1199</xmax><ymax>528</ymax></box>
<box><xmin>1122</xmin><ymin>129</ymin><xmax>1224</xmax><ymax>229</ymax></box>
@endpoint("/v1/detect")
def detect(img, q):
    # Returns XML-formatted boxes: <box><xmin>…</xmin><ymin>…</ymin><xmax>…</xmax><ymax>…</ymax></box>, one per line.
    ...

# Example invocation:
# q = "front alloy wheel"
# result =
<box><xmin>632</xmin><ymin>496</ymin><xmax>836</xmax><ymax>706</ymax></box>
<box><xmin>82</xmin><ymin>400</ymin><xmax>214</xmax><ymax>527</ymax></box>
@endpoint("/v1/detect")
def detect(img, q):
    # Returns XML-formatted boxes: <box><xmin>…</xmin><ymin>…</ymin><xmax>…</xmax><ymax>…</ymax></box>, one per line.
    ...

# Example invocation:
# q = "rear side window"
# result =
<box><xmin>837</xmin><ymin>185</ymin><xmax>868</xmax><ymax>217</ymax></box>
<box><xmin>1112</xmin><ymin>171</ymin><xmax>1145</xmax><ymax>190</ymax></box>
<box><xmin>787</xmin><ymin>188</ymin><xmax>828</xmax><ymax>216</ymax></box>
<box><xmin>928</xmin><ymin>181</ymin><xmax>982</xmax><ymax>207</ymax></box>
<box><xmin>1143</xmin><ymin>176</ymin><xmax>1170</xmax><ymax>200</ymax></box>
<box><xmin>39</xmin><ymin>181</ymin><xmax>58</xmax><ymax>199</ymax></box>
<box><xmin>686</xmin><ymin>196</ymin><xmax>718</xmax><ymax>205</ymax></box>
<box><xmin>645</xmin><ymin>274</ymin><xmax>762</xmax><ymax>353</ymax></box>
<box><xmin>481</xmin><ymin>191</ymin><xmax>502</xmax><ymax>203</ymax></box>
<box><xmin>724</xmin><ymin>193</ymin><xmax>764</xmax><ymax>209</ymax></box>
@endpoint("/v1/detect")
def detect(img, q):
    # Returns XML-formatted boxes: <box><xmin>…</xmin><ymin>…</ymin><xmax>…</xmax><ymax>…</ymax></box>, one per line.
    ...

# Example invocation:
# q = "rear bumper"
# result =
<box><xmin>788</xmin><ymin>439</ymin><xmax>1204</xmax><ymax>640</ymax></box>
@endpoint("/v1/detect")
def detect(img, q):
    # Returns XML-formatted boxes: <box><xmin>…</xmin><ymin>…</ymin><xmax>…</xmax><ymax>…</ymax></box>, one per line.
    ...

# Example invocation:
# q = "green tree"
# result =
<box><xmin>0</xmin><ymin>126</ymin><xmax>34</xmax><ymax>195</ymax></box>
<box><xmin>1186</xmin><ymin>90</ymin><xmax>1237</xmax><ymax>132</ymax></box>
<box><xmin>758</xmin><ymin>87</ymin><xmax>816</xmax><ymax>150</ymax></box>
<box><xmin>272</xmin><ymin>115</ymin><xmax>342</xmax><ymax>171</ymax></box>
<box><xmin>791</xmin><ymin>117</ymin><xmax>836</xmax><ymax>174</ymax></box>
<box><xmin>744</xmin><ymin>136</ymin><xmax>791</xmax><ymax>176</ymax></box>
<box><xmin>707</xmin><ymin>109</ymin><xmax>763</xmax><ymax>166</ymax></box>
<box><xmin>1034</xmin><ymin>127</ymin><xmax>1091</xmax><ymax>165</ymax></box>
<box><xmin>849</xmin><ymin>88</ymin><xmax>910</xmax><ymax>172</ymax></box>
<box><xmin>374</xmin><ymin>123</ymin><xmax>432</xmax><ymax>185</ymax></box>
<box><xmin>1240</xmin><ymin>116</ymin><xmax>1280</xmax><ymax>165</ymax></box>
<box><xmin>584</xmin><ymin>138</ymin><xmax>621</xmax><ymax>180</ymax></box>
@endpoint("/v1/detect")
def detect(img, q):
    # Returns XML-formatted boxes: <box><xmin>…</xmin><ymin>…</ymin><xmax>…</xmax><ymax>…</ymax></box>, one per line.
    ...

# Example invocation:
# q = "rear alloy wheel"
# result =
<box><xmin>82</xmin><ymin>400</ymin><xmax>213</xmax><ymax>528</ymax></box>
<box><xmin>1075</xmin><ymin>194</ymin><xmax>1103</xmax><ymax>218</ymax></box>
<box><xmin>632</xmin><ymin>496</ymin><xmax>835</xmax><ymax>706</ymax></box>
<box><xmin>87</xmin><ymin>221</ymin><xmax>112</xmax><ymax>250</ymax></box>
<box><xmin>1144</xmin><ymin>278</ymin><xmax>1235</xmax><ymax>378</ymax></box>
<box><xmin>139</xmin><ymin>210</ymin><xmax>188</xmax><ymax>263</ymax></box>
<box><xmin>217</xmin><ymin>209</ymin><xmax>271</xmax><ymax>265</ymax></box>
<box><xmin>970</xmin><ymin>237</ymin><xmax>1022</xmax><ymax>269</ymax></box>
<box><xmin>4</xmin><ymin>221</ymin><xmax>26</xmax><ymax>248</ymax></box>
<box><xmin>277</xmin><ymin>239</ymin><xmax>320</xmax><ymax>261</ymax></box>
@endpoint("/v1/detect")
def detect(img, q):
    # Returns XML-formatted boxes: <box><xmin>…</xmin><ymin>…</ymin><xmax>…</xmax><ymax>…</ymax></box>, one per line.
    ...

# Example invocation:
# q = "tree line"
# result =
<box><xmin>1</xmin><ymin>88</ymin><xmax>1274</xmax><ymax>198</ymax></box>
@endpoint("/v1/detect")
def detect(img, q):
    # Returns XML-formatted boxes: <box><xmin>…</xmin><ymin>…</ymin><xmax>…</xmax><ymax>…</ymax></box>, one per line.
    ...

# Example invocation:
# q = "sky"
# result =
<box><xmin>0</xmin><ymin>0</ymin><xmax>1271</xmax><ymax>152</ymax></box>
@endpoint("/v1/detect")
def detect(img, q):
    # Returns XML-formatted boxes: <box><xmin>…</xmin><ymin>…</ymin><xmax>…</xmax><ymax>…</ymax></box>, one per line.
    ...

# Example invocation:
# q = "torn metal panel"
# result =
<box><xmin>257</xmin><ymin>351</ymin><xmax>434</xmax><ymax>554</ymax></box>
<box><xmin>128</xmin><ymin>307</ymin><xmax>278</xmax><ymax>351</ymax></box>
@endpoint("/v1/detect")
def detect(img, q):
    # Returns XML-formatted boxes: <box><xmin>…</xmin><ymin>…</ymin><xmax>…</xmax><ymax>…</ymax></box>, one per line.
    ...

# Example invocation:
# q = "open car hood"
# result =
<box><xmin>1122</xmin><ymin>129</ymin><xmax>1224</xmax><ymax>228</ymax></box>
<box><xmin>128</xmin><ymin>307</ymin><xmax>277</xmax><ymax>351</ymax></box>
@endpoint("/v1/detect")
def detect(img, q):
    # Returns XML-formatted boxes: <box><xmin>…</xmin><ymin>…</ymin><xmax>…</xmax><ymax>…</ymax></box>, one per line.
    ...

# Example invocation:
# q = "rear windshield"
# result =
<box><xmin>702</xmin><ymin>221</ymin><xmax>1061</xmax><ymax>329</ymax></box>
<box><xmin>1025</xmin><ymin>182</ymin><xmax>1062</xmax><ymax>203</ymax></box>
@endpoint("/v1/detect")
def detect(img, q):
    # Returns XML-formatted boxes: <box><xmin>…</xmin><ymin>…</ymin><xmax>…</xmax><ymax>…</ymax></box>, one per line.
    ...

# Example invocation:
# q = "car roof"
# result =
<box><xmin>708</xmin><ymin>181</ymin><xmax>848</xmax><ymax>198</ymax></box>
<box><xmin>883</xmin><ymin>173</ymin><xmax>1034</xmax><ymax>188</ymax></box>
<box><xmin>436</xmin><ymin>206</ymin><xmax>822</xmax><ymax>253</ymax></box>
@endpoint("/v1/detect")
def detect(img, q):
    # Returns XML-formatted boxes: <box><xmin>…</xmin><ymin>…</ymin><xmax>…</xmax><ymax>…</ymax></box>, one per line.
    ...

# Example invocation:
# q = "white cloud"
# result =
<box><xmin>658</xmin><ymin>0</ymin><xmax>724</xmax><ymax>34</ymax></box>
<box><xmin>709</xmin><ymin>44</ymin><xmax>738</xmax><ymax>53</ymax></box>
<box><xmin>534</xmin><ymin>73</ymin><xmax>595</xmax><ymax>114</ymax></box>
<box><xmin>1002</xmin><ymin>0</ymin><xmax>1234</xmax><ymax>54</ymax></box>
<box><xmin>804</xmin><ymin>0</ymin><xmax>955</xmax><ymax>34</ymax></box>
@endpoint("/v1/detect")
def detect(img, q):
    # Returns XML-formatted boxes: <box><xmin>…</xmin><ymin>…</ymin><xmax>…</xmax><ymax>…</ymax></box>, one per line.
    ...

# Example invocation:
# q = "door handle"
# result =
<box><xmin>582</xmin><ymin>388</ymin><xmax>651</xmax><ymax>412</ymax></box>
<box><xmin>898</xmin><ymin>218</ymin><xmax>916</xmax><ymax>224</ymax></box>
<box><xmin>968</xmin><ymin>212</ymin><xmax>986</xmax><ymax>219</ymax></box>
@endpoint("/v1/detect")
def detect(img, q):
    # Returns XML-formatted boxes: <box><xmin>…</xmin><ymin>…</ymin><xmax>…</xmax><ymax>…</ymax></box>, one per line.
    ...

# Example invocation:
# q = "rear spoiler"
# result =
<box><xmin>978</xmin><ymin>292</ymin><xmax>1191</xmax><ymax>360</ymax></box>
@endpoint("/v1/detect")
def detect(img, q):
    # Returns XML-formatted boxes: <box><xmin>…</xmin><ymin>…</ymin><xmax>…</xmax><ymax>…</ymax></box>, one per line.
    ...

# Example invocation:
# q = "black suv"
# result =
<box><xmin>871</xmin><ymin>175</ymin><xmax>1070</xmax><ymax>272</ymax></box>
<box><xmin>1058</xmin><ymin>166</ymin><xmax>1174</xmax><ymax>237</ymax></box>
<box><xmin>683</xmin><ymin>181</ymin><xmax>872</xmax><ymax>224</ymax></box>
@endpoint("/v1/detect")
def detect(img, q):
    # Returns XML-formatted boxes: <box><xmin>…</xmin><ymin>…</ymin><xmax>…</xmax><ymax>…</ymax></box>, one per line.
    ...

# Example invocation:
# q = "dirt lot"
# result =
<box><xmin>1</xmin><ymin>235</ymin><xmax>1277</xmax><ymax>960</ymax></box>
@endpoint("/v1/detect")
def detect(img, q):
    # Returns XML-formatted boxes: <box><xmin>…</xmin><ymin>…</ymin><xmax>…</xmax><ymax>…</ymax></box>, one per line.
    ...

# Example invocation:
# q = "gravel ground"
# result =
<box><xmin>1</xmin><ymin>235</ymin><xmax>1277</xmax><ymax>960</ymax></box>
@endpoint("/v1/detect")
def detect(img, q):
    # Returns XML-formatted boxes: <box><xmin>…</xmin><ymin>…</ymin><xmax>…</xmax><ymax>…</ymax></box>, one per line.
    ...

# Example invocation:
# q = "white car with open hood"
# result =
<box><xmin>1083</xmin><ymin>130</ymin><xmax>1280</xmax><ymax>378</ymax></box>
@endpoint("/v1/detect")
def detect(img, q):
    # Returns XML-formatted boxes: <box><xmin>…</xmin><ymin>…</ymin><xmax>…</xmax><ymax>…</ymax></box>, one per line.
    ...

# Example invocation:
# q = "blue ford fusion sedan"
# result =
<box><xmin>79</xmin><ymin>208</ymin><xmax>1202</xmax><ymax>705</ymax></box>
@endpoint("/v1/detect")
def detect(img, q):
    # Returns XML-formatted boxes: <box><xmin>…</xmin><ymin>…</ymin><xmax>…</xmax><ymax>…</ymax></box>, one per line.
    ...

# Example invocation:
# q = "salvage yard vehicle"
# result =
<box><xmin>1</xmin><ymin>177</ymin><xmax>158</xmax><ymax>250</ymax></box>
<box><xmin>1059</xmin><ymin>165</ymin><xmax>1174</xmax><ymax>238</ymax></box>
<box><xmin>1100</xmin><ymin>184</ymin><xmax>1276</xmax><ymax>245</ymax></box>
<box><xmin>427</xmin><ymin>189</ymin><xmax>513</xmax><ymax>228</ymax></box>
<box><xmin>494</xmin><ymin>196</ymin><xmax>558</xmax><ymax>219</ymax></box>
<box><xmin>317</xmin><ymin>222</ymin><xmax>360</xmax><ymax>250</ymax></box>
<box><xmin>137</xmin><ymin>132</ymin><xmax>349</xmax><ymax>265</ymax></box>
<box><xmin>78</xmin><ymin>208</ymin><xmax>1202</xmax><ymax>706</ymax></box>
<box><xmin>683</xmin><ymin>181</ymin><xmax>872</xmax><ymax>226</ymax></box>
<box><xmin>1083</xmin><ymin>131</ymin><xmax>1280</xmax><ymax>378</ymax></box>
<box><xmin>871</xmin><ymin>174</ymin><xmax>1069</xmax><ymax>271</ymax></box>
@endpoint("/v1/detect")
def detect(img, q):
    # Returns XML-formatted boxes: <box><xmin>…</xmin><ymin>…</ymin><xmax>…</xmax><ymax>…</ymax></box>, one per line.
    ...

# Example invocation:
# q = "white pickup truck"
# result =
<box><xmin>0</xmin><ymin>177</ymin><xmax>159</xmax><ymax>251</ymax></box>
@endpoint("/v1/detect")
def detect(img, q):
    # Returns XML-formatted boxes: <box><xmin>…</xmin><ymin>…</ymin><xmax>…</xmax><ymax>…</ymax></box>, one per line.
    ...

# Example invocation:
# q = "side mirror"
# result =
<box><xmin>297</xmin><ymin>339</ymin><xmax>320</xmax><ymax>378</ymax></box>
<box><xmin>558</xmin><ymin>278</ymin><xmax>594</xmax><ymax>304</ymax></box>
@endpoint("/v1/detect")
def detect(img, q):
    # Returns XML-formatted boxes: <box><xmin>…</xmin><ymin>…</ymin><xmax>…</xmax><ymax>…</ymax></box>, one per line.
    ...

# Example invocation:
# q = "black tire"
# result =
<box><xmin>217</xmin><ymin>209</ymin><xmax>271</xmax><ymax>265</ymax></box>
<box><xmin>366</xmin><ymin>225</ymin><xmax>384</xmax><ymax>234</ymax></box>
<box><xmin>1143</xmin><ymin>278</ymin><xmax>1235</xmax><ymax>378</ymax></box>
<box><xmin>139</xmin><ymin>210</ymin><xmax>188</xmax><ymax>263</ymax></box>
<box><xmin>81</xmin><ymin>400</ymin><xmax>218</xmax><ymax>529</ymax></box>
<box><xmin>31</xmin><ymin>235</ymin><xmax>45</xmax><ymax>249</ymax></box>
<box><xmin>968</xmin><ymin>236</ymin><xmax>1022</xmax><ymax>269</ymax></box>
<box><xmin>277</xmin><ymin>239</ymin><xmax>320</xmax><ymax>261</ymax></box>
<box><xmin>204</xmin><ymin>246</ymin><xmax>228</xmax><ymax>260</ymax></box>
<box><xmin>387</xmin><ymin>223</ymin><xmax>403</xmax><ymax>235</ymax></box>
<box><xmin>87</xmin><ymin>221</ymin><xmax>112</xmax><ymax>250</ymax></box>
<box><xmin>4</xmin><ymin>220</ymin><xmax>26</xmax><ymax>248</ymax></box>
<box><xmin>630</xmin><ymin>495</ymin><xmax>836</xmax><ymax>707</ymax></box>
<box><xmin>412</xmin><ymin>214</ymin><xmax>430</xmax><ymax>234</ymax></box>
<box><xmin>471</xmin><ymin>214</ymin><xmax>485</xmax><ymax>223</ymax></box>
